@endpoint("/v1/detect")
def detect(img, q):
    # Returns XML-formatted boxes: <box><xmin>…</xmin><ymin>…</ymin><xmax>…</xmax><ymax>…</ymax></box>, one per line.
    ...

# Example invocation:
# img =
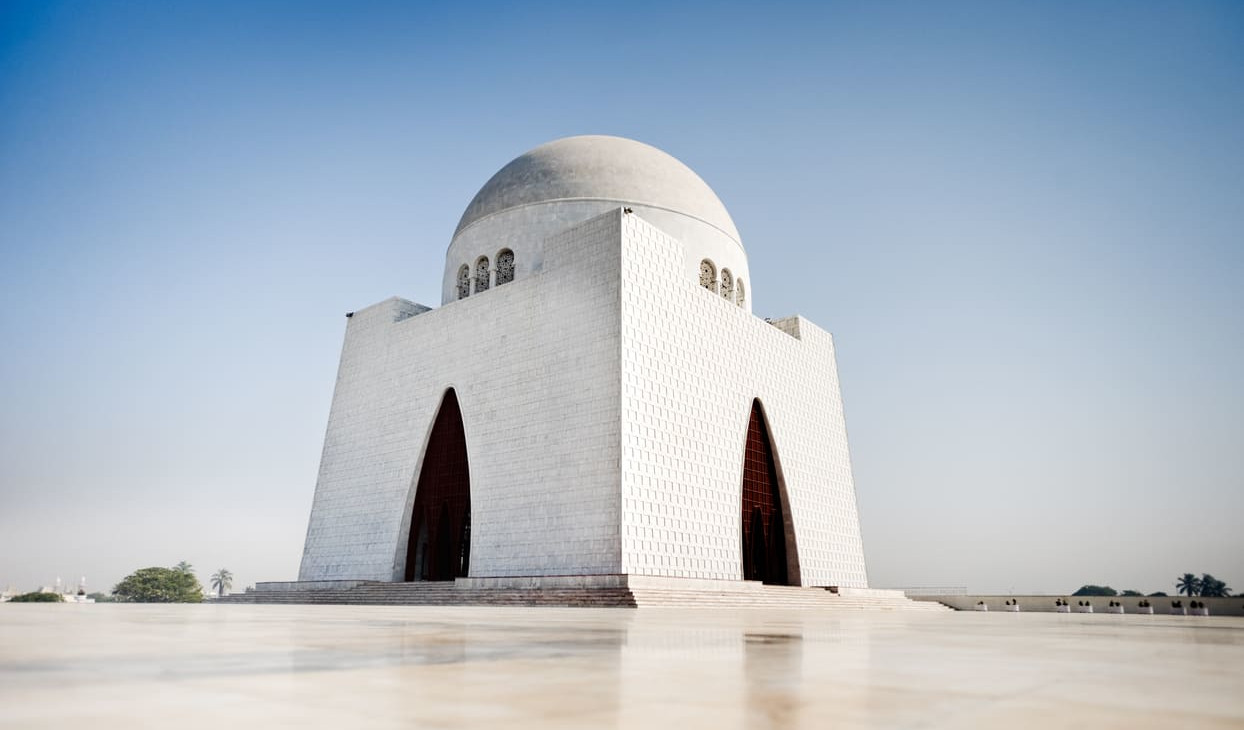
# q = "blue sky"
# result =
<box><xmin>1</xmin><ymin>0</ymin><xmax>1241</xmax><ymax>595</ymax></box>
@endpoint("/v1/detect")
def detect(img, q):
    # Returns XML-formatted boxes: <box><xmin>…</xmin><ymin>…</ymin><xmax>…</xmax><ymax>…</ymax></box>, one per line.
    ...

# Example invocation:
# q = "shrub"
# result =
<box><xmin>1072</xmin><ymin>585</ymin><xmax>1117</xmax><ymax>596</ymax></box>
<box><xmin>113</xmin><ymin>567</ymin><xmax>203</xmax><ymax>603</ymax></box>
<box><xmin>9</xmin><ymin>591</ymin><xmax>64</xmax><ymax>603</ymax></box>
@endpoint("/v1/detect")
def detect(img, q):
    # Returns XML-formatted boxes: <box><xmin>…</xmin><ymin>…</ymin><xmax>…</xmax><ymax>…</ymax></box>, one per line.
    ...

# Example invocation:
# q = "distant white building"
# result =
<box><xmin>298</xmin><ymin>136</ymin><xmax>868</xmax><ymax>590</ymax></box>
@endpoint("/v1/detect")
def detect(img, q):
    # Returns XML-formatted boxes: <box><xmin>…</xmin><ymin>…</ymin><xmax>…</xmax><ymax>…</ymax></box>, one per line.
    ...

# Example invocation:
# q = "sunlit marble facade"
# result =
<box><xmin>298</xmin><ymin>136</ymin><xmax>868</xmax><ymax>589</ymax></box>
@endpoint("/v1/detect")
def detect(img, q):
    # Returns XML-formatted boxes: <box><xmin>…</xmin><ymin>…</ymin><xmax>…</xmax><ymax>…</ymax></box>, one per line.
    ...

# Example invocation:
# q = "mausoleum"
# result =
<box><xmin>297</xmin><ymin>135</ymin><xmax>869</xmax><ymax>593</ymax></box>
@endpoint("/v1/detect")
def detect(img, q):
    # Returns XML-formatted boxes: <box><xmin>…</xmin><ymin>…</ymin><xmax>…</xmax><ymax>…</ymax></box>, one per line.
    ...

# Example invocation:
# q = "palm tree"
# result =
<box><xmin>210</xmin><ymin>569</ymin><xmax>233</xmax><ymax>598</ymax></box>
<box><xmin>1176</xmin><ymin>573</ymin><xmax>1201</xmax><ymax>597</ymax></box>
<box><xmin>174</xmin><ymin>561</ymin><xmax>194</xmax><ymax>575</ymax></box>
<box><xmin>1200</xmin><ymin>574</ymin><xmax>1230</xmax><ymax>598</ymax></box>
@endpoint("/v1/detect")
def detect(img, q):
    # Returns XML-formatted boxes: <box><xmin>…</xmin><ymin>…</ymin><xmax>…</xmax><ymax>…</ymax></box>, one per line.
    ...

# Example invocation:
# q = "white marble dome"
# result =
<box><xmin>454</xmin><ymin>135</ymin><xmax>742</xmax><ymax>244</ymax></box>
<box><xmin>443</xmin><ymin>135</ymin><xmax>750</xmax><ymax>310</ymax></box>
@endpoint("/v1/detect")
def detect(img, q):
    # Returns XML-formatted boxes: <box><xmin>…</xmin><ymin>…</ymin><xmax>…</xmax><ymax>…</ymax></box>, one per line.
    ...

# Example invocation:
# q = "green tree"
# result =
<box><xmin>1176</xmin><ymin>573</ymin><xmax>1201</xmax><ymax>597</ymax></box>
<box><xmin>1072</xmin><ymin>585</ymin><xmax>1117</xmax><ymax>596</ymax></box>
<box><xmin>1199</xmin><ymin>574</ymin><xmax>1230</xmax><ymax>598</ymax></box>
<box><xmin>1148</xmin><ymin>591</ymin><xmax>1168</xmax><ymax>597</ymax></box>
<box><xmin>174</xmin><ymin>561</ymin><xmax>194</xmax><ymax>575</ymax></box>
<box><xmin>86</xmin><ymin>592</ymin><xmax>115</xmax><ymax>603</ymax></box>
<box><xmin>1121</xmin><ymin>590</ymin><xmax>1144</xmax><ymax>596</ymax></box>
<box><xmin>9</xmin><ymin>591</ymin><xmax>64</xmax><ymax>603</ymax></box>
<box><xmin>210</xmin><ymin>568</ymin><xmax>233</xmax><ymax>598</ymax></box>
<box><xmin>113</xmin><ymin>567</ymin><xmax>203</xmax><ymax>603</ymax></box>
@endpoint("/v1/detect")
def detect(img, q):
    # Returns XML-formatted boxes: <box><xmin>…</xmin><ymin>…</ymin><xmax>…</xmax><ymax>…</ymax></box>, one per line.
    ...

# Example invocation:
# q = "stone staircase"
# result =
<box><xmin>219</xmin><ymin>580</ymin><xmax>948</xmax><ymax>611</ymax></box>
<box><xmin>220</xmin><ymin>582</ymin><xmax>637</xmax><ymax>607</ymax></box>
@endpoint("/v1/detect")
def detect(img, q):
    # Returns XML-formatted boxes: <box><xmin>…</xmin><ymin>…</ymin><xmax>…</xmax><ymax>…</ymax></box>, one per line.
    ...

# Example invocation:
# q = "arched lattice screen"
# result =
<box><xmin>699</xmin><ymin>259</ymin><xmax>717</xmax><ymax>293</ymax></box>
<box><xmin>720</xmin><ymin>268</ymin><xmax>734</xmax><ymax>301</ymax></box>
<box><xmin>474</xmin><ymin>257</ymin><xmax>490</xmax><ymax>294</ymax></box>
<box><xmin>496</xmin><ymin>249</ymin><xmax>515</xmax><ymax>285</ymax></box>
<box><xmin>456</xmin><ymin>265</ymin><xmax>471</xmax><ymax>300</ymax></box>
<box><xmin>736</xmin><ymin>279</ymin><xmax>746</xmax><ymax>308</ymax></box>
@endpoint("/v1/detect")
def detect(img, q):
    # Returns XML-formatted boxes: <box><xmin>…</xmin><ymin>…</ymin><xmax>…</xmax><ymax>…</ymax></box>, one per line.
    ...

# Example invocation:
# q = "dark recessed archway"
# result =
<box><xmin>403</xmin><ymin>389</ymin><xmax>471</xmax><ymax>581</ymax></box>
<box><xmin>740</xmin><ymin>400</ymin><xmax>796</xmax><ymax>585</ymax></box>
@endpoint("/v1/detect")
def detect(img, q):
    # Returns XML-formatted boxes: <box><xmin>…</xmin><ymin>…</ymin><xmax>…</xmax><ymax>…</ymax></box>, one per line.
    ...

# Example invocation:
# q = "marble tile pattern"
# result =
<box><xmin>2</xmin><ymin>605</ymin><xmax>1242</xmax><ymax>729</ymax></box>
<box><xmin>299</xmin><ymin>212</ymin><xmax>624</xmax><ymax>581</ymax></box>
<box><xmin>300</xmin><ymin>206</ymin><xmax>867</xmax><ymax>586</ymax></box>
<box><xmin>620</xmin><ymin>212</ymin><xmax>867</xmax><ymax>586</ymax></box>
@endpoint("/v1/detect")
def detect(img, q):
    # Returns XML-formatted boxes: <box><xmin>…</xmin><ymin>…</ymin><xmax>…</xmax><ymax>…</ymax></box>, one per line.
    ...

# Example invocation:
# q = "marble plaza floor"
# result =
<box><xmin>1</xmin><ymin>604</ymin><xmax>1242</xmax><ymax>728</ymax></box>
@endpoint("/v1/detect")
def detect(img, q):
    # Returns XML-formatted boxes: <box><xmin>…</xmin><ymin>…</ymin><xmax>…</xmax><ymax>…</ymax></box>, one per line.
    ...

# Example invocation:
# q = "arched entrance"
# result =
<box><xmin>403</xmin><ymin>389</ymin><xmax>471</xmax><ymax>581</ymax></box>
<box><xmin>740</xmin><ymin>400</ymin><xmax>795</xmax><ymax>585</ymax></box>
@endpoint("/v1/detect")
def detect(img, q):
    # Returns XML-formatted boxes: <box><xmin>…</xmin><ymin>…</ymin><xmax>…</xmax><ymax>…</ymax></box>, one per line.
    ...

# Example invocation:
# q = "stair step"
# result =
<box><xmin>217</xmin><ymin>582</ymin><xmax>947</xmax><ymax>611</ymax></box>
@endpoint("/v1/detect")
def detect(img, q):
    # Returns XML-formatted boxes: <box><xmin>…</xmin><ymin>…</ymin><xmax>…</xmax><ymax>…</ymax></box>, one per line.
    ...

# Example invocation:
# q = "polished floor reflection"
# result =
<box><xmin>2</xmin><ymin>605</ymin><xmax>1242</xmax><ymax>728</ymax></box>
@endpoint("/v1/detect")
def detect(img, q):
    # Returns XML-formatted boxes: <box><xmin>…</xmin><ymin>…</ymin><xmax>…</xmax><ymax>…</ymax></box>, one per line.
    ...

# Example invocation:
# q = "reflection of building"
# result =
<box><xmin>298</xmin><ymin>136</ymin><xmax>869</xmax><ymax>590</ymax></box>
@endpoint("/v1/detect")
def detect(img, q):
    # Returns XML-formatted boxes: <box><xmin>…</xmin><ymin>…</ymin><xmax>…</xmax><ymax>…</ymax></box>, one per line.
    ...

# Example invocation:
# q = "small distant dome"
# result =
<box><xmin>454</xmin><ymin>135</ymin><xmax>741</xmax><ymax>246</ymax></box>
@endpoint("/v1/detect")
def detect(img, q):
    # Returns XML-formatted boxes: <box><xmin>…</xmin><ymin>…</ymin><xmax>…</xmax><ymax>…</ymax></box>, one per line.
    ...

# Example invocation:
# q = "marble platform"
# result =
<box><xmin>1</xmin><ymin>605</ymin><xmax>1241</xmax><ymax>728</ymax></box>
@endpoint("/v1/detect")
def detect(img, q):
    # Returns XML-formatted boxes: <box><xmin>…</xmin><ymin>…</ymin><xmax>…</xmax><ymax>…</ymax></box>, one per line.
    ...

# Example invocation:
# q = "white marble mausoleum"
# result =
<box><xmin>298</xmin><ymin>135</ymin><xmax>869</xmax><ymax>590</ymax></box>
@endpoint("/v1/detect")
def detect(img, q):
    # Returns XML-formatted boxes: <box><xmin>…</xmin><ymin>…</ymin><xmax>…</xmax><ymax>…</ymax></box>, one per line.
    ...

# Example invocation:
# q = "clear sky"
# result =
<box><xmin>2</xmin><ymin>0</ymin><xmax>1241</xmax><ymax>597</ymax></box>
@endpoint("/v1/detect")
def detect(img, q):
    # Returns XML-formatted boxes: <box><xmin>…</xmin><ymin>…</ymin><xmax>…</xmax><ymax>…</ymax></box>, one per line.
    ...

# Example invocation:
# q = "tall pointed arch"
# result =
<box><xmin>403</xmin><ymin>389</ymin><xmax>471</xmax><ymax>581</ymax></box>
<box><xmin>739</xmin><ymin>400</ymin><xmax>799</xmax><ymax>585</ymax></box>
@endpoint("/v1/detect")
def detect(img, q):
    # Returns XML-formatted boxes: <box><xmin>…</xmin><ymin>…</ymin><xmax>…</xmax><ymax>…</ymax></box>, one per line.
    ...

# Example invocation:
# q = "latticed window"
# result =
<box><xmin>699</xmin><ymin>259</ymin><xmax>717</xmax><ymax>293</ymax></box>
<box><xmin>496</xmin><ymin>249</ymin><xmax>515</xmax><ymax>285</ymax></box>
<box><xmin>720</xmin><ymin>268</ymin><xmax>734</xmax><ymax>301</ymax></box>
<box><xmin>736</xmin><ymin>278</ymin><xmax>746</xmax><ymax>308</ymax></box>
<box><xmin>456</xmin><ymin>265</ymin><xmax>471</xmax><ymax>300</ymax></box>
<box><xmin>474</xmin><ymin>257</ymin><xmax>490</xmax><ymax>294</ymax></box>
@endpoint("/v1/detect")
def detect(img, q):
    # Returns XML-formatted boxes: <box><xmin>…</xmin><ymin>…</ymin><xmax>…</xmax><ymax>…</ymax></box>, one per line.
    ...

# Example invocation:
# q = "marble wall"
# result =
<box><xmin>300</xmin><ymin>208</ymin><xmax>868</xmax><ymax>588</ymax></box>
<box><xmin>299</xmin><ymin>213</ymin><xmax>623</xmax><ymax>581</ymax></box>
<box><xmin>618</xmin><ymin>213</ymin><xmax>868</xmax><ymax>587</ymax></box>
